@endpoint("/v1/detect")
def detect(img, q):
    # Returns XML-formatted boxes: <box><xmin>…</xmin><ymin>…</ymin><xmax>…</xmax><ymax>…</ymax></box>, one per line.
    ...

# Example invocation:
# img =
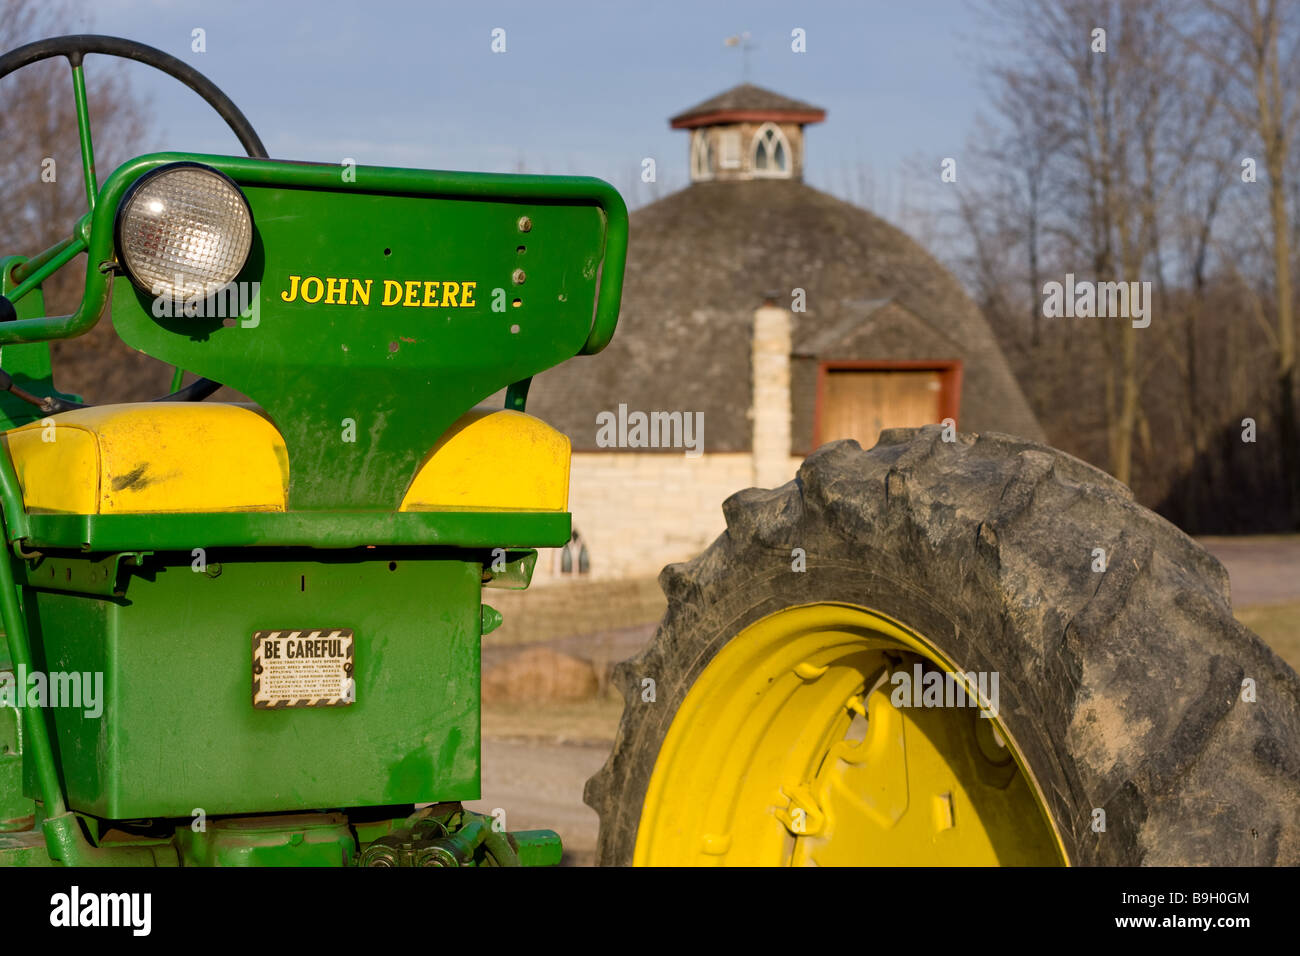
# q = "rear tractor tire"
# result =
<box><xmin>584</xmin><ymin>427</ymin><xmax>1300</xmax><ymax>866</ymax></box>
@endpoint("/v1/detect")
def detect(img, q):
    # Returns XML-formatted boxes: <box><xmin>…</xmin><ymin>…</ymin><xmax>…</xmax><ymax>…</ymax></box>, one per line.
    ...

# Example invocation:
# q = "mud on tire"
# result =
<box><xmin>584</xmin><ymin>427</ymin><xmax>1300</xmax><ymax>865</ymax></box>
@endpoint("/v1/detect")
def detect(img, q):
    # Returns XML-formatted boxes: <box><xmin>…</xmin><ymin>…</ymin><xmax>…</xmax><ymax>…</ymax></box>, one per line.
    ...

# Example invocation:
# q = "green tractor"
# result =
<box><xmin>0</xmin><ymin>35</ymin><xmax>1296</xmax><ymax>868</ymax></box>
<box><xmin>0</xmin><ymin>34</ymin><xmax>625</xmax><ymax>867</ymax></box>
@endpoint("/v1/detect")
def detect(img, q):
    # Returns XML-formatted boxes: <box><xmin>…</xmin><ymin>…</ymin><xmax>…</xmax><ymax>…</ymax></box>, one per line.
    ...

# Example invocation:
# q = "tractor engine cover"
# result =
<box><xmin>23</xmin><ymin>548</ymin><xmax>482</xmax><ymax>819</ymax></box>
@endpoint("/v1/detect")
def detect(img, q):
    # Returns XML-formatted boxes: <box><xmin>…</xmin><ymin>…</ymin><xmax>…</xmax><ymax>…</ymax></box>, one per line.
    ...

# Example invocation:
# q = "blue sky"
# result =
<box><xmin>42</xmin><ymin>0</ymin><xmax>988</xmax><ymax>220</ymax></box>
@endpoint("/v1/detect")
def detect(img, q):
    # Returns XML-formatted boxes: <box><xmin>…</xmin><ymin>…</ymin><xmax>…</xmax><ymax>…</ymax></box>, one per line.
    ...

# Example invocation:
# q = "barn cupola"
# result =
<box><xmin>670</xmin><ymin>83</ymin><xmax>826</xmax><ymax>183</ymax></box>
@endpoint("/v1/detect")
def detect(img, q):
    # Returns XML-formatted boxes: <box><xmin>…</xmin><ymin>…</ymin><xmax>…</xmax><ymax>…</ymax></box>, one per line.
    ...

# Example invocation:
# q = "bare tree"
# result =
<box><xmin>957</xmin><ymin>0</ymin><xmax>1296</xmax><ymax>529</ymax></box>
<box><xmin>0</xmin><ymin>0</ymin><xmax>155</xmax><ymax>400</ymax></box>
<box><xmin>1183</xmin><ymin>0</ymin><xmax>1299</xmax><ymax>520</ymax></box>
<box><xmin>966</xmin><ymin>0</ymin><xmax>1198</xmax><ymax>486</ymax></box>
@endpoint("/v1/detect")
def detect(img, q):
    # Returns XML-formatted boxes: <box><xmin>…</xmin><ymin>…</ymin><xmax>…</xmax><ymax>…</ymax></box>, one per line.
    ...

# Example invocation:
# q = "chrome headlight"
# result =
<box><xmin>115</xmin><ymin>162</ymin><xmax>253</xmax><ymax>304</ymax></box>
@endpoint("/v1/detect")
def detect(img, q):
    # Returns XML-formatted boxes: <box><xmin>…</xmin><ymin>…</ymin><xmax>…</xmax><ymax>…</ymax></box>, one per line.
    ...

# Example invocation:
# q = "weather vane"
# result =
<box><xmin>724</xmin><ymin>31</ymin><xmax>755</xmax><ymax>81</ymax></box>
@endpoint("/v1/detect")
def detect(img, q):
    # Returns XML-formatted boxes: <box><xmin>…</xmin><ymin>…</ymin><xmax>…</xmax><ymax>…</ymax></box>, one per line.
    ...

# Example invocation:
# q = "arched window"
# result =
<box><xmin>559</xmin><ymin>528</ymin><xmax>590</xmax><ymax>575</ymax></box>
<box><xmin>751</xmin><ymin>122</ymin><xmax>791</xmax><ymax>178</ymax></box>
<box><xmin>690</xmin><ymin>130</ymin><xmax>715</xmax><ymax>181</ymax></box>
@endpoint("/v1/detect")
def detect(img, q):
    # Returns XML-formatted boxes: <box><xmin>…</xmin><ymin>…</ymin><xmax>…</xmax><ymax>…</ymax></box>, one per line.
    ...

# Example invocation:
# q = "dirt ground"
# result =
<box><xmin>1200</xmin><ymin>536</ymin><xmax>1300</xmax><ymax>607</ymax></box>
<box><xmin>1202</xmin><ymin>537</ymin><xmax>1300</xmax><ymax>670</ymax></box>
<box><xmin>475</xmin><ymin>536</ymin><xmax>1300</xmax><ymax>866</ymax></box>
<box><xmin>464</xmin><ymin>737</ymin><xmax>611</xmax><ymax>867</ymax></box>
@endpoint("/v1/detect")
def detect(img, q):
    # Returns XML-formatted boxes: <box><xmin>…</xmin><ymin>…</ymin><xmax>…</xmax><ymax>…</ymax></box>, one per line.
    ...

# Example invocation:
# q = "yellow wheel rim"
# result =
<box><xmin>634</xmin><ymin>603</ymin><xmax>1067</xmax><ymax>866</ymax></box>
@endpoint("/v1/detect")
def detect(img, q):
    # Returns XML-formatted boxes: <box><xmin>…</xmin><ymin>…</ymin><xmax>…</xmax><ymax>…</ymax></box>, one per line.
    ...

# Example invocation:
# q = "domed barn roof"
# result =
<box><xmin>527</xmin><ymin>90</ymin><xmax>1042</xmax><ymax>454</ymax></box>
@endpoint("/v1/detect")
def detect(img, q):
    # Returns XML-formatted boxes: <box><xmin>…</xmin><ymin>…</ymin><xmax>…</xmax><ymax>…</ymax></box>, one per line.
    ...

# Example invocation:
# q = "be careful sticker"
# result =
<box><xmin>252</xmin><ymin>629</ymin><xmax>355</xmax><ymax>708</ymax></box>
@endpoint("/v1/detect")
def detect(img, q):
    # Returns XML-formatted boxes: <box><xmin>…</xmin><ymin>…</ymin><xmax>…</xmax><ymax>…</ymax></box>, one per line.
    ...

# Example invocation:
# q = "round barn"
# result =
<box><xmin>529</xmin><ymin>83</ymin><xmax>1042</xmax><ymax>580</ymax></box>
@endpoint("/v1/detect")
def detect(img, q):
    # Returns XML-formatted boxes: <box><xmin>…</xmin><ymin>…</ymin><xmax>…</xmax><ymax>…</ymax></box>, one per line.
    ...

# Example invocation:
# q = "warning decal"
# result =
<box><xmin>252</xmin><ymin>629</ymin><xmax>355</xmax><ymax>708</ymax></box>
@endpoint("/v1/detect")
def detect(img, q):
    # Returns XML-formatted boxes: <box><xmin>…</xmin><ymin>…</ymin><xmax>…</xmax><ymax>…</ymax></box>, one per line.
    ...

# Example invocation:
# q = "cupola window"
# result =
<box><xmin>719</xmin><ymin>130</ymin><xmax>742</xmax><ymax>169</ymax></box>
<box><xmin>690</xmin><ymin>130</ymin><xmax>715</xmax><ymax>180</ymax></box>
<box><xmin>752</xmin><ymin>123</ymin><xmax>791</xmax><ymax>178</ymax></box>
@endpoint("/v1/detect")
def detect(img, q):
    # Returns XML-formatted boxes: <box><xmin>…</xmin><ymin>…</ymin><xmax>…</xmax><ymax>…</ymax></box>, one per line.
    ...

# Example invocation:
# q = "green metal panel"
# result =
<box><xmin>20</xmin><ymin>551</ymin><xmax>147</xmax><ymax>597</ymax></box>
<box><xmin>95</xmin><ymin>153</ymin><xmax>627</xmax><ymax>511</ymax></box>
<box><xmin>0</xmin><ymin>831</ymin><xmax>56</xmax><ymax>866</ymax></box>
<box><xmin>0</xmin><ymin>256</ymin><xmax>80</xmax><ymax>430</ymax></box>
<box><xmin>511</xmin><ymin>830</ymin><xmax>564</xmax><ymax>867</ymax></box>
<box><xmin>0</xmin><ymin>703</ymin><xmax>32</xmax><ymax>830</ymax></box>
<box><xmin>26</xmin><ymin>549</ymin><xmax>482</xmax><ymax>819</ymax></box>
<box><xmin>175</xmin><ymin>813</ymin><xmax>355</xmax><ymax>867</ymax></box>
<box><xmin>14</xmin><ymin>510</ymin><xmax>570</xmax><ymax>552</ymax></box>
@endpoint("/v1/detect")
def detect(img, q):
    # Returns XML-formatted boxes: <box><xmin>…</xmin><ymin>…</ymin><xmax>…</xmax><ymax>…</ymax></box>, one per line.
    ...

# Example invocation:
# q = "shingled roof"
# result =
<box><xmin>669</xmin><ymin>83</ymin><xmax>826</xmax><ymax>127</ymax></box>
<box><xmin>527</xmin><ymin>178</ymin><xmax>1043</xmax><ymax>452</ymax></box>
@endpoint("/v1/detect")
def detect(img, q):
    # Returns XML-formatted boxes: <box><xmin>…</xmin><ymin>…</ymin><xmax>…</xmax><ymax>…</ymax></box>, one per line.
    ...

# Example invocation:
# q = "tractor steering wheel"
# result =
<box><xmin>0</xmin><ymin>34</ymin><xmax>268</xmax><ymax>408</ymax></box>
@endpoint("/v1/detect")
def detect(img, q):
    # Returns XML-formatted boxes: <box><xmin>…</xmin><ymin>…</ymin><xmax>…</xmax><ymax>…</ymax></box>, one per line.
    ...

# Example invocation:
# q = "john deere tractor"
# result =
<box><xmin>0</xmin><ymin>35</ymin><xmax>629</xmax><ymax>866</ymax></box>
<box><xmin>0</xmin><ymin>36</ymin><xmax>1296</xmax><ymax>869</ymax></box>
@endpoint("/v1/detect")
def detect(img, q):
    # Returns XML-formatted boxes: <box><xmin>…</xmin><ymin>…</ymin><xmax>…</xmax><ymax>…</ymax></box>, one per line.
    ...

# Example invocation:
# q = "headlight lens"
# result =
<box><xmin>115</xmin><ymin>163</ymin><xmax>253</xmax><ymax>304</ymax></box>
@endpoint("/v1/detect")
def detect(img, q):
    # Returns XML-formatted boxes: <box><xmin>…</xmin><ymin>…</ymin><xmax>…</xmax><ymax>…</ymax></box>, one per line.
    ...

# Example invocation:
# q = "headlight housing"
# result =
<box><xmin>115</xmin><ymin>162</ymin><xmax>254</xmax><ymax>305</ymax></box>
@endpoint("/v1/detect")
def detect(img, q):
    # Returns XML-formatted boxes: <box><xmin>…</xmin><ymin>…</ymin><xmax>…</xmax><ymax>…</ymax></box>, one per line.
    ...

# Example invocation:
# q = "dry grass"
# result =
<box><xmin>1237</xmin><ymin>600</ymin><xmax>1300</xmax><ymax>673</ymax></box>
<box><xmin>482</xmin><ymin>693</ymin><xmax>625</xmax><ymax>745</ymax></box>
<box><xmin>483</xmin><ymin>576</ymin><xmax>665</xmax><ymax>646</ymax></box>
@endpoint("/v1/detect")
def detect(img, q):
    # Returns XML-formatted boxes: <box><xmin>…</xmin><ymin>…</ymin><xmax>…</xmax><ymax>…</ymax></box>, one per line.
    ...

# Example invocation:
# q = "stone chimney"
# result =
<box><xmin>752</xmin><ymin>294</ymin><xmax>792</xmax><ymax>488</ymax></box>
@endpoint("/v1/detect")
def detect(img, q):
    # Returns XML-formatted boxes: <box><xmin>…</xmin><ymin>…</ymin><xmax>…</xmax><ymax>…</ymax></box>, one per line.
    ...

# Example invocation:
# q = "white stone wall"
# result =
<box><xmin>533</xmin><ymin>452</ymin><xmax>804</xmax><ymax>585</ymax></box>
<box><xmin>530</xmin><ymin>303</ymin><xmax>799</xmax><ymax>586</ymax></box>
<box><xmin>537</xmin><ymin>452</ymin><xmax>751</xmax><ymax>582</ymax></box>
